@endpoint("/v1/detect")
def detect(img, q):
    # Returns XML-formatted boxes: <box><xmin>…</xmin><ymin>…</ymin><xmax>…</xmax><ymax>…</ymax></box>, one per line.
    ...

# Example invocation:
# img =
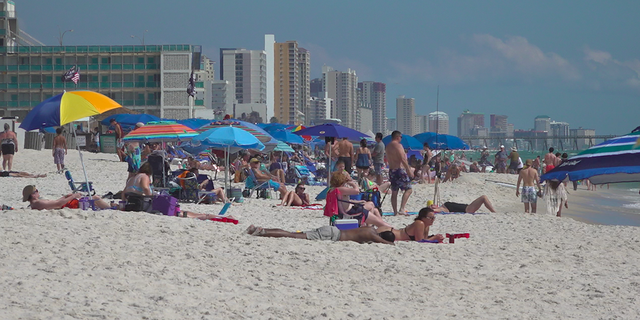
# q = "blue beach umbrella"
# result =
<box><xmin>382</xmin><ymin>134</ymin><xmax>423</xmax><ymax>150</ymax></box>
<box><xmin>541</xmin><ymin>130</ymin><xmax>640</xmax><ymax>184</ymax></box>
<box><xmin>413</xmin><ymin>132</ymin><xmax>438</xmax><ymax>145</ymax></box>
<box><xmin>266</xmin><ymin>128</ymin><xmax>305</xmax><ymax>144</ymax></box>
<box><xmin>192</xmin><ymin>126</ymin><xmax>265</xmax><ymax>190</ymax></box>
<box><xmin>293</xmin><ymin>123</ymin><xmax>367</xmax><ymax>140</ymax></box>
<box><xmin>425</xmin><ymin>134</ymin><xmax>470</xmax><ymax>150</ymax></box>
<box><xmin>176</xmin><ymin>118</ymin><xmax>212</xmax><ymax>130</ymax></box>
<box><xmin>100</xmin><ymin>113</ymin><xmax>161</xmax><ymax>127</ymax></box>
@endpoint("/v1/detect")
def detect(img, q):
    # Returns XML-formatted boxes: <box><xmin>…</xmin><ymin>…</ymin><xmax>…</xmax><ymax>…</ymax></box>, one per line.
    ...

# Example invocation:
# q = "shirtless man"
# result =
<box><xmin>0</xmin><ymin>123</ymin><xmax>18</xmax><ymax>171</ymax></box>
<box><xmin>110</xmin><ymin>118</ymin><xmax>125</xmax><ymax>162</ymax></box>
<box><xmin>245</xmin><ymin>224</ymin><xmax>395</xmax><ymax>245</ymax></box>
<box><xmin>543</xmin><ymin>148</ymin><xmax>556</xmax><ymax>174</ymax></box>
<box><xmin>52</xmin><ymin>127</ymin><xmax>68</xmax><ymax>172</ymax></box>
<box><xmin>22</xmin><ymin>185</ymin><xmax>111</xmax><ymax>210</ymax></box>
<box><xmin>386</xmin><ymin>131</ymin><xmax>413</xmax><ymax>216</ymax></box>
<box><xmin>324</xmin><ymin>137</ymin><xmax>338</xmax><ymax>172</ymax></box>
<box><xmin>0</xmin><ymin>171</ymin><xmax>47</xmax><ymax>178</ymax></box>
<box><xmin>516</xmin><ymin>159</ymin><xmax>542</xmax><ymax>213</ymax></box>
<box><xmin>337</xmin><ymin>137</ymin><xmax>354</xmax><ymax>174</ymax></box>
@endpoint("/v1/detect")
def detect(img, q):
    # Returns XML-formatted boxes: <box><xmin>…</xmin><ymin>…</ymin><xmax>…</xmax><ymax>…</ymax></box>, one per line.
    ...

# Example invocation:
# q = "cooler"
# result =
<box><xmin>334</xmin><ymin>219</ymin><xmax>359</xmax><ymax>230</ymax></box>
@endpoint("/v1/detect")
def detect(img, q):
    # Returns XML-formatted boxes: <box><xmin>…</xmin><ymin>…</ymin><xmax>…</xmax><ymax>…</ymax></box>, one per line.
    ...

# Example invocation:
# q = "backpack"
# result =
<box><xmin>361</xmin><ymin>188</ymin><xmax>382</xmax><ymax>210</ymax></box>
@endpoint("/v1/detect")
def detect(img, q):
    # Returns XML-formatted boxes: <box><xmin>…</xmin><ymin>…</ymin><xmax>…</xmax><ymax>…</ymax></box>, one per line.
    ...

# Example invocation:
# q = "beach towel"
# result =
<box><xmin>290</xmin><ymin>204</ymin><xmax>324</xmax><ymax>210</ymax></box>
<box><xmin>382</xmin><ymin>211</ymin><xmax>419</xmax><ymax>216</ymax></box>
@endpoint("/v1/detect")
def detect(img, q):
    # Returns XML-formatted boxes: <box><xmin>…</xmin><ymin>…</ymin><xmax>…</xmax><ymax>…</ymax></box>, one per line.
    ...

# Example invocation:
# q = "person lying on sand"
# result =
<box><xmin>22</xmin><ymin>185</ymin><xmax>112</xmax><ymax>210</ymax></box>
<box><xmin>246</xmin><ymin>224</ymin><xmax>395</xmax><ymax>244</ymax></box>
<box><xmin>377</xmin><ymin>207</ymin><xmax>444</xmax><ymax>242</ymax></box>
<box><xmin>0</xmin><ymin>171</ymin><xmax>47</xmax><ymax>178</ymax></box>
<box><xmin>430</xmin><ymin>195</ymin><xmax>496</xmax><ymax>213</ymax></box>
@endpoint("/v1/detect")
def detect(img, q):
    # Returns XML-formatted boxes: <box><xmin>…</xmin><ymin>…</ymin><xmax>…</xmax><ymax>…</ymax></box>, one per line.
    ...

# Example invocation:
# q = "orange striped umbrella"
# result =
<box><xmin>123</xmin><ymin>121</ymin><xmax>198</xmax><ymax>142</ymax></box>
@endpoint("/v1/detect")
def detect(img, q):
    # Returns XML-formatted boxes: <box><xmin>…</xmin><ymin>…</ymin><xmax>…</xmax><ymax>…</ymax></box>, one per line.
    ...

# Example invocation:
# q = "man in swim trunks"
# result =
<box><xmin>337</xmin><ymin>137</ymin><xmax>354</xmax><ymax>174</ymax></box>
<box><xmin>543</xmin><ymin>147</ymin><xmax>556</xmax><ymax>174</ymax></box>
<box><xmin>110</xmin><ymin>118</ymin><xmax>125</xmax><ymax>162</ymax></box>
<box><xmin>246</xmin><ymin>225</ymin><xmax>395</xmax><ymax>244</ymax></box>
<box><xmin>385</xmin><ymin>130</ymin><xmax>413</xmax><ymax>216</ymax></box>
<box><xmin>52</xmin><ymin>127</ymin><xmax>67</xmax><ymax>172</ymax></box>
<box><xmin>0</xmin><ymin>123</ymin><xmax>18</xmax><ymax>171</ymax></box>
<box><xmin>371</xmin><ymin>132</ymin><xmax>386</xmax><ymax>185</ymax></box>
<box><xmin>516</xmin><ymin>159</ymin><xmax>542</xmax><ymax>213</ymax></box>
<box><xmin>430</xmin><ymin>195</ymin><xmax>497</xmax><ymax>213</ymax></box>
<box><xmin>22</xmin><ymin>185</ymin><xmax>112</xmax><ymax>210</ymax></box>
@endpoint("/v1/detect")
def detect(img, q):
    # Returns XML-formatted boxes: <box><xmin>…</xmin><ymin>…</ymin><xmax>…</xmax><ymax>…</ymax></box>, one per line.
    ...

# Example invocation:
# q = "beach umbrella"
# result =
<box><xmin>192</xmin><ymin>126</ymin><xmax>265</xmax><ymax>191</ymax></box>
<box><xmin>541</xmin><ymin>130</ymin><xmax>640</xmax><ymax>184</ymax></box>
<box><xmin>407</xmin><ymin>149</ymin><xmax>424</xmax><ymax>160</ymax></box>
<box><xmin>197</xmin><ymin>120</ymin><xmax>274</xmax><ymax>143</ymax></box>
<box><xmin>122</xmin><ymin>121</ymin><xmax>198</xmax><ymax>142</ymax></box>
<box><xmin>265</xmin><ymin>128</ymin><xmax>305</xmax><ymax>144</ymax></box>
<box><xmin>100</xmin><ymin>113</ymin><xmax>161</xmax><ymax>127</ymax></box>
<box><xmin>294</xmin><ymin>124</ymin><xmax>368</xmax><ymax>176</ymax></box>
<box><xmin>382</xmin><ymin>134</ymin><xmax>423</xmax><ymax>150</ymax></box>
<box><xmin>175</xmin><ymin>118</ymin><xmax>212</xmax><ymax>130</ymax></box>
<box><xmin>20</xmin><ymin>91</ymin><xmax>122</xmax><ymax>131</ymax></box>
<box><xmin>413</xmin><ymin>132</ymin><xmax>438</xmax><ymax>145</ymax></box>
<box><xmin>274</xmin><ymin>141</ymin><xmax>295</xmax><ymax>152</ymax></box>
<box><xmin>425</xmin><ymin>134</ymin><xmax>470</xmax><ymax>150</ymax></box>
<box><xmin>289</xmin><ymin>125</ymin><xmax>313</xmax><ymax>141</ymax></box>
<box><xmin>19</xmin><ymin>90</ymin><xmax>123</xmax><ymax>194</ymax></box>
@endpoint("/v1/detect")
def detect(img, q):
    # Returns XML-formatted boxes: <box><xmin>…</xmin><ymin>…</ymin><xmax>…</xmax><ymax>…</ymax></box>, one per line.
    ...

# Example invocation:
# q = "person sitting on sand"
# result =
<box><xmin>469</xmin><ymin>161</ymin><xmax>480</xmax><ymax>173</ymax></box>
<box><xmin>442</xmin><ymin>161</ymin><xmax>460</xmax><ymax>183</ymax></box>
<box><xmin>245</xmin><ymin>224</ymin><xmax>395</xmax><ymax>245</ymax></box>
<box><xmin>281</xmin><ymin>183</ymin><xmax>310</xmax><ymax>206</ymax></box>
<box><xmin>184</xmin><ymin>168</ymin><xmax>228</xmax><ymax>203</ymax></box>
<box><xmin>269</xmin><ymin>155</ymin><xmax>286</xmax><ymax>184</ymax></box>
<box><xmin>378</xmin><ymin>207</ymin><xmax>444</xmax><ymax>242</ymax></box>
<box><xmin>123</xmin><ymin>162</ymin><xmax>153</xmax><ymax>200</ymax></box>
<box><xmin>1</xmin><ymin>171</ymin><xmax>47</xmax><ymax>178</ymax></box>
<box><xmin>23</xmin><ymin>185</ymin><xmax>112</xmax><ymax>210</ymax></box>
<box><xmin>430</xmin><ymin>195</ymin><xmax>496</xmax><ymax>213</ymax></box>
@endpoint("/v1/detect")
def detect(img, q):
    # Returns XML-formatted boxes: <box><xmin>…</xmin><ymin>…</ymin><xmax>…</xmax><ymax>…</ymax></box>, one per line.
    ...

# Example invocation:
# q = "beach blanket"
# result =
<box><xmin>382</xmin><ymin>211</ymin><xmax>488</xmax><ymax>216</ymax></box>
<box><xmin>382</xmin><ymin>211</ymin><xmax>419</xmax><ymax>216</ymax></box>
<box><xmin>290</xmin><ymin>204</ymin><xmax>324</xmax><ymax>210</ymax></box>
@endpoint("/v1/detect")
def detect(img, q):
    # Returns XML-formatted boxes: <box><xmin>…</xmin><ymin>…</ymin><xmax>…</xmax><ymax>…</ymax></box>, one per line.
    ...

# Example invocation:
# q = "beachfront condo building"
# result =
<box><xmin>358</xmin><ymin>81</ymin><xmax>387</xmax><ymax>134</ymax></box>
<box><xmin>0</xmin><ymin>1</ymin><xmax>207</xmax><ymax>120</ymax></box>
<box><xmin>272</xmin><ymin>41</ymin><xmax>310</xmax><ymax>125</ymax></box>
<box><xmin>219</xmin><ymin>48</ymin><xmax>267</xmax><ymax>120</ymax></box>
<box><xmin>428</xmin><ymin>111</ymin><xmax>449</xmax><ymax>135</ymax></box>
<box><xmin>490</xmin><ymin>114</ymin><xmax>508</xmax><ymax>133</ymax></box>
<box><xmin>414</xmin><ymin>115</ymin><xmax>428</xmax><ymax>135</ymax></box>
<box><xmin>457</xmin><ymin>110</ymin><xmax>485</xmax><ymax>137</ymax></box>
<box><xmin>550</xmin><ymin>120</ymin><xmax>571</xmax><ymax>150</ymax></box>
<box><xmin>356</xmin><ymin>106</ymin><xmax>373</xmax><ymax>133</ymax></box>
<box><xmin>322</xmin><ymin>66</ymin><xmax>358</xmax><ymax>129</ymax></box>
<box><xmin>396</xmin><ymin>95</ymin><xmax>415</xmax><ymax>135</ymax></box>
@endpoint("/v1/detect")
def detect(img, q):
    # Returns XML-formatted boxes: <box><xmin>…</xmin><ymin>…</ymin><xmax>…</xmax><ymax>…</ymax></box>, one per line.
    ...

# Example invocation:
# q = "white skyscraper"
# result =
<box><xmin>396</xmin><ymin>95</ymin><xmax>415</xmax><ymax>135</ymax></box>
<box><xmin>322</xmin><ymin>67</ymin><xmax>358</xmax><ymax>128</ymax></box>
<box><xmin>264</xmin><ymin>34</ymin><xmax>275</xmax><ymax>120</ymax></box>
<box><xmin>220</xmin><ymin>48</ymin><xmax>267</xmax><ymax>119</ymax></box>
<box><xmin>358</xmin><ymin>81</ymin><xmax>386</xmax><ymax>134</ymax></box>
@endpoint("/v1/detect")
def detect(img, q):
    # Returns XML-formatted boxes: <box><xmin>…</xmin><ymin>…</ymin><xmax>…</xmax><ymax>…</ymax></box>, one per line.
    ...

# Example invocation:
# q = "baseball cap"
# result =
<box><xmin>22</xmin><ymin>185</ymin><xmax>36</xmax><ymax>202</ymax></box>
<box><xmin>525</xmin><ymin>159</ymin><xmax>533</xmax><ymax>166</ymax></box>
<box><xmin>249</xmin><ymin>158</ymin><xmax>260</xmax><ymax>164</ymax></box>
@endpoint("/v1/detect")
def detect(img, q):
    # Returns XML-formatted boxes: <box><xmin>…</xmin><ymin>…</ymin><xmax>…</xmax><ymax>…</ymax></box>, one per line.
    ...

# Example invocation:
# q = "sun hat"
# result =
<box><xmin>511</xmin><ymin>147</ymin><xmax>517</xmax><ymax>151</ymax></box>
<box><xmin>22</xmin><ymin>185</ymin><xmax>36</xmax><ymax>202</ymax></box>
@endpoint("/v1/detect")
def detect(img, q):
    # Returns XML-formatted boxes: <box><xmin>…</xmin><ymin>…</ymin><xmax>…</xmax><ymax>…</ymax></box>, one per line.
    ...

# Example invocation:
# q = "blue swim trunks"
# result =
<box><xmin>389</xmin><ymin>168</ymin><xmax>412</xmax><ymax>191</ymax></box>
<box><xmin>267</xmin><ymin>180</ymin><xmax>280</xmax><ymax>190</ymax></box>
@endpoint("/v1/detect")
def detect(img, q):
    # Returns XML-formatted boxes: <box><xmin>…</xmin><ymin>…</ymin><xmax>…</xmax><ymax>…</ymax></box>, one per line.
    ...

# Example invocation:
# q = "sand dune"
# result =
<box><xmin>1</xmin><ymin>150</ymin><xmax>639</xmax><ymax>319</ymax></box>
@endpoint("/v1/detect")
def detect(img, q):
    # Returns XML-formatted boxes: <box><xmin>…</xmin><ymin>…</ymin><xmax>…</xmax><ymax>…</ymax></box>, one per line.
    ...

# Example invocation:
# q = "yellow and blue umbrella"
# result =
<box><xmin>20</xmin><ymin>91</ymin><xmax>122</xmax><ymax>131</ymax></box>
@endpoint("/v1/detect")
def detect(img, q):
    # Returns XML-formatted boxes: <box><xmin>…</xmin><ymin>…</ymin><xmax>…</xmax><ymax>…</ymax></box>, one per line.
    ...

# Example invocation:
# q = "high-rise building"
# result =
<box><xmin>273</xmin><ymin>41</ymin><xmax>309</xmax><ymax>124</ymax></box>
<box><xmin>358</xmin><ymin>81</ymin><xmax>386</xmax><ymax>134</ymax></box>
<box><xmin>570</xmin><ymin>127</ymin><xmax>596</xmax><ymax>150</ymax></box>
<box><xmin>264</xmin><ymin>34</ymin><xmax>275</xmax><ymax>120</ymax></box>
<box><xmin>534</xmin><ymin>115</ymin><xmax>551</xmax><ymax>132</ymax></box>
<box><xmin>490</xmin><ymin>114</ymin><xmax>508</xmax><ymax>132</ymax></box>
<box><xmin>308</xmin><ymin>96</ymin><xmax>331</xmax><ymax>125</ymax></box>
<box><xmin>298</xmin><ymin>47</ymin><xmax>310</xmax><ymax>125</ymax></box>
<box><xmin>396</xmin><ymin>95</ymin><xmax>415</xmax><ymax>135</ymax></box>
<box><xmin>386</xmin><ymin>118</ymin><xmax>397</xmax><ymax>133</ymax></box>
<box><xmin>220</xmin><ymin>48</ymin><xmax>267</xmax><ymax>119</ymax></box>
<box><xmin>322</xmin><ymin>67</ymin><xmax>358</xmax><ymax>128</ymax></box>
<box><xmin>414</xmin><ymin>115</ymin><xmax>428</xmax><ymax>134</ymax></box>
<box><xmin>310</xmin><ymin>78</ymin><xmax>322</xmax><ymax>98</ymax></box>
<box><xmin>428</xmin><ymin>111</ymin><xmax>449</xmax><ymax>134</ymax></box>
<box><xmin>457</xmin><ymin>110</ymin><xmax>484</xmax><ymax>137</ymax></box>
<box><xmin>209</xmin><ymin>80</ymin><xmax>234</xmax><ymax>117</ymax></box>
<box><xmin>356</xmin><ymin>106</ymin><xmax>373</xmax><ymax>133</ymax></box>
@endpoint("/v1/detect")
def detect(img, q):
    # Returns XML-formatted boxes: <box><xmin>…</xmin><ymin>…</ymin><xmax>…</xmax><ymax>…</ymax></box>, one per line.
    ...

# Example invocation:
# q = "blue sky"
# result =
<box><xmin>16</xmin><ymin>0</ymin><xmax>640</xmax><ymax>134</ymax></box>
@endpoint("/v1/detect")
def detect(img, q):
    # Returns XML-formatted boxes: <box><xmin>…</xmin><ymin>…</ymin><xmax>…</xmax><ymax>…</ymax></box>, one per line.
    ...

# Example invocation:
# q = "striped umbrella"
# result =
<box><xmin>289</xmin><ymin>125</ymin><xmax>312</xmax><ymax>141</ymax></box>
<box><xmin>123</xmin><ymin>121</ymin><xmax>198</xmax><ymax>142</ymax></box>
<box><xmin>197</xmin><ymin>120</ymin><xmax>274</xmax><ymax>143</ymax></box>
<box><xmin>541</xmin><ymin>130</ymin><xmax>640</xmax><ymax>184</ymax></box>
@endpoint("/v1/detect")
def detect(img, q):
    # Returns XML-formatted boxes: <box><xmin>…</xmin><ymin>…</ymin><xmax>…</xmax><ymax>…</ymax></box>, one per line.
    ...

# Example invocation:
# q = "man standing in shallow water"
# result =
<box><xmin>386</xmin><ymin>130</ymin><xmax>413</xmax><ymax>216</ymax></box>
<box><xmin>516</xmin><ymin>159</ymin><xmax>542</xmax><ymax>213</ymax></box>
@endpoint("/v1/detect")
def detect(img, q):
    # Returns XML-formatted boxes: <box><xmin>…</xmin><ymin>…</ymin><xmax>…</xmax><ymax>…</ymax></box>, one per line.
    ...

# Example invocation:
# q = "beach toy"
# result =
<box><xmin>446</xmin><ymin>233</ymin><xmax>470</xmax><ymax>244</ymax></box>
<box><xmin>208</xmin><ymin>216</ymin><xmax>238</xmax><ymax>224</ymax></box>
<box><xmin>427</xmin><ymin>200</ymin><xmax>434</xmax><ymax>206</ymax></box>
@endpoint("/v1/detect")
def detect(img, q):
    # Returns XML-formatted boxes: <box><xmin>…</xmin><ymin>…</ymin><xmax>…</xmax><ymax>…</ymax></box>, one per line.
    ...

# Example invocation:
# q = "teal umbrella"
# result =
<box><xmin>274</xmin><ymin>141</ymin><xmax>295</xmax><ymax>152</ymax></box>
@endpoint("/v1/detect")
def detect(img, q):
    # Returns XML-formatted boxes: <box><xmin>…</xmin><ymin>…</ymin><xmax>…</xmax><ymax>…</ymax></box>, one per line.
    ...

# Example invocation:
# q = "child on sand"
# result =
<box><xmin>53</xmin><ymin>128</ymin><xmax>67</xmax><ymax>172</ymax></box>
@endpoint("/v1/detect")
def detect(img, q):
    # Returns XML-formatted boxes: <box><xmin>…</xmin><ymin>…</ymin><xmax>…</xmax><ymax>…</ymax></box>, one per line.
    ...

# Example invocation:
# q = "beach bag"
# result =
<box><xmin>323</xmin><ymin>188</ymin><xmax>340</xmax><ymax>217</ymax></box>
<box><xmin>124</xmin><ymin>193</ymin><xmax>153</xmax><ymax>212</ymax></box>
<box><xmin>361</xmin><ymin>189</ymin><xmax>382</xmax><ymax>210</ymax></box>
<box><xmin>152</xmin><ymin>194</ymin><xmax>179</xmax><ymax>216</ymax></box>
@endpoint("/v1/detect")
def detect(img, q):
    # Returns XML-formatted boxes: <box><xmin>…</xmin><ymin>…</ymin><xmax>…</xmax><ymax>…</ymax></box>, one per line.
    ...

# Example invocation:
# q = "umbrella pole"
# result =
<box><xmin>225</xmin><ymin>146</ymin><xmax>229</xmax><ymax>196</ymax></box>
<box><xmin>73</xmin><ymin>130</ymin><xmax>91</xmax><ymax>196</ymax></box>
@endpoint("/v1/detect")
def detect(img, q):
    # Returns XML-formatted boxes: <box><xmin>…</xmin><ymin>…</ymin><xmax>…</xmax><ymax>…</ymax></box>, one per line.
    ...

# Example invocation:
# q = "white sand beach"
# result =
<box><xmin>1</xmin><ymin>150</ymin><xmax>639</xmax><ymax>319</ymax></box>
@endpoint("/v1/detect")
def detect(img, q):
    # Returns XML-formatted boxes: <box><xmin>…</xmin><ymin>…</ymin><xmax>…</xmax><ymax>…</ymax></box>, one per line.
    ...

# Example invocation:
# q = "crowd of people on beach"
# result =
<box><xmin>5</xmin><ymin>119</ymin><xmax>607</xmax><ymax>244</ymax></box>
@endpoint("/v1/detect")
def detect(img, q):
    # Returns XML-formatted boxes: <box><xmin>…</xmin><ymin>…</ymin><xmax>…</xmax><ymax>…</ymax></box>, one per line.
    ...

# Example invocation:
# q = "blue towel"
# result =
<box><xmin>382</xmin><ymin>212</ymin><xmax>419</xmax><ymax>216</ymax></box>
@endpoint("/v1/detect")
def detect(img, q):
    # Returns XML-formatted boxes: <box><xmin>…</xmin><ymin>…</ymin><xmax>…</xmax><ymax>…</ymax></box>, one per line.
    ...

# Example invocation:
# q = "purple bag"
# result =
<box><xmin>152</xmin><ymin>194</ymin><xmax>179</xmax><ymax>216</ymax></box>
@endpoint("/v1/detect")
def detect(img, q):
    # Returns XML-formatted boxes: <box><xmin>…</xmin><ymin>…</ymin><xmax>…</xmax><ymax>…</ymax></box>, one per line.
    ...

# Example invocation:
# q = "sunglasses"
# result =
<box><xmin>297</xmin><ymin>187</ymin><xmax>305</xmax><ymax>190</ymax></box>
<box><xmin>32</xmin><ymin>189</ymin><xmax>39</xmax><ymax>194</ymax></box>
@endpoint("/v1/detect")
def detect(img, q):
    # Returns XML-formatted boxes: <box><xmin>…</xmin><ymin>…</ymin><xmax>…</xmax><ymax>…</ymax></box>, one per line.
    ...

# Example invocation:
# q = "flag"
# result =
<box><xmin>186</xmin><ymin>71</ymin><xmax>196</xmax><ymax>97</ymax></box>
<box><xmin>61</xmin><ymin>66</ymin><xmax>79</xmax><ymax>84</ymax></box>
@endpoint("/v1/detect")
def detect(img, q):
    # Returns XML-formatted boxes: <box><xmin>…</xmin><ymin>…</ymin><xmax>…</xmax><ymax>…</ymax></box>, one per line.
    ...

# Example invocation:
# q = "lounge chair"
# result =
<box><xmin>243</xmin><ymin>167</ymin><xmax>277</xmax><ymax>198</ymax></box>
<box><xmin>64</xmin><ymin>169</ymin><xmax>94</xmax><ymax>195</ymax></box>
<box><xmin>324</xmin><ymin>188</ymin><xmax>366</xmax><ymax>226</ymax></box>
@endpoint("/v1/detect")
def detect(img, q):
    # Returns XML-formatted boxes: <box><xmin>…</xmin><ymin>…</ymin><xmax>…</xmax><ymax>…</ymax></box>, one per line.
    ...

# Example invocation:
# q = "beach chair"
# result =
<box><xmin>243</xmin><ymin>168</ymin><xmax>277</xmax><ymax>198</ymax></box>
<box><xmin>148</xmin><ymin>153</ymin><xmax>170</xmax><ymax>187</ymax></box>
<box><xmin>174</xmin><ymin>172</ymin><xmax>217</xmax><ymax>204</ymax></box>
<box><xmin>64</xmin><ymin>169</ymin><xmax>95</xmax><ymax>195</ymax></box>
<box><xmin>324</xmin><ymin>188</ymin><xmax>365</xmax><ymax>226</ymax></box>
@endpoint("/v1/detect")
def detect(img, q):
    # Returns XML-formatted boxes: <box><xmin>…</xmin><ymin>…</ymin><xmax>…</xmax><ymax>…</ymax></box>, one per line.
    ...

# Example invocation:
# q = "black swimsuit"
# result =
<box><xmin>443</xmin><ymin>202</ymin><xmax>468</xmax><ymax>213</ymax></box>
<box><xmin>404</xmin><ymin>228</ymin><xmax>416</xmax><ymax>241</ymax></box>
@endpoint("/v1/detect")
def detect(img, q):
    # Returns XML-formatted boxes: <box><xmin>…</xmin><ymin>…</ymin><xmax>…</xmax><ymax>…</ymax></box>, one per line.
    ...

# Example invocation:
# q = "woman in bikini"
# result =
<box><xmin>378</xmin><ymin>207</ymin><xmax>444</xmax><ymax>242</ymax></box>
<box><xmin>431</xmin><ymin>195</ymin><xmax>496</xmax><ymax>213</ymax></box>
<box><xmin>281</xmin><ymin>183</ymin><xmax>310</xmax><ymax>206</ymax></box>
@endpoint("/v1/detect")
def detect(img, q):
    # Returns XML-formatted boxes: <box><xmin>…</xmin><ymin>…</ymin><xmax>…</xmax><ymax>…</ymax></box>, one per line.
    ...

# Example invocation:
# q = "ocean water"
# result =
<box><xmin>568</xmin><ymin>183</ymin><xmax>640</xmax><ymax>227</ymax></box>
